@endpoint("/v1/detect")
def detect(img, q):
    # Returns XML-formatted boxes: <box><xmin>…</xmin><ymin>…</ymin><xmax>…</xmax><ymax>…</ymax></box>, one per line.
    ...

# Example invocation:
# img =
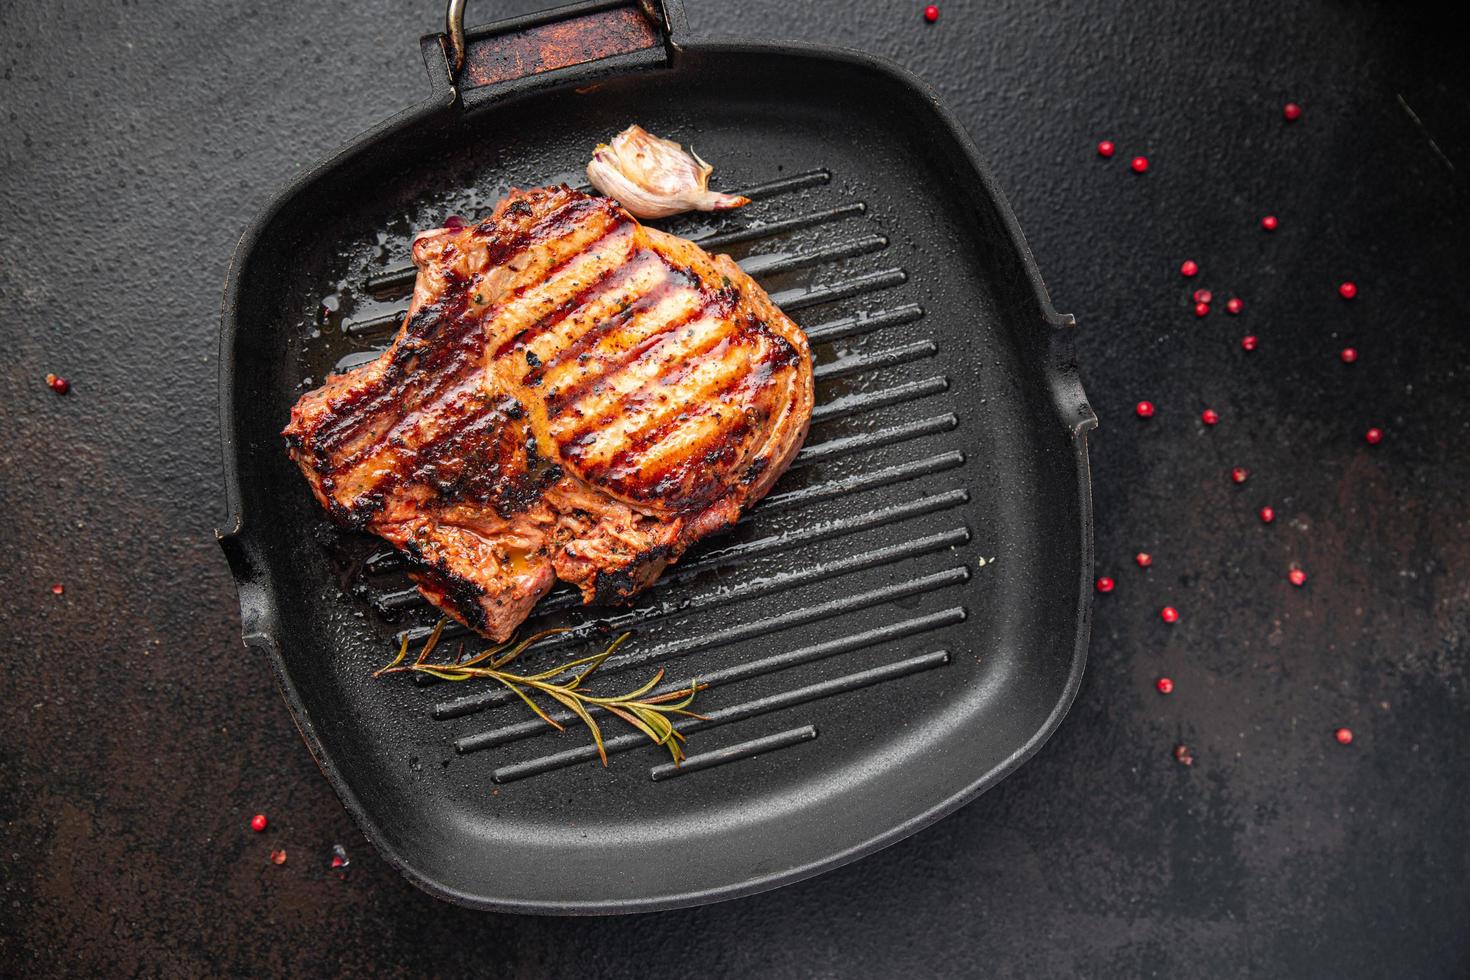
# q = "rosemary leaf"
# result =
<box><xmin>495</xmin><ymin>677</ymin><xmax>565</xmax><ymax>732</ymax></box>
<box><xmin>372</xmin><ymin>634</ymin><xmax>411</xmax><ymax>678</ymax></box>
<box><xmin>373</xmin><ymin>622</ymin><xmax>701</xmax><ymax>768</ymax></box>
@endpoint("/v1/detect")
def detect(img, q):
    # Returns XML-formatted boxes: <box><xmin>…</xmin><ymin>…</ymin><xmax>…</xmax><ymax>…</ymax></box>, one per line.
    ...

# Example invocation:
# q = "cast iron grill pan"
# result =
<box><xmin>218</xmin><ymin>0</ymin><xmax>1095</xmax><ymax>913</ymax></box>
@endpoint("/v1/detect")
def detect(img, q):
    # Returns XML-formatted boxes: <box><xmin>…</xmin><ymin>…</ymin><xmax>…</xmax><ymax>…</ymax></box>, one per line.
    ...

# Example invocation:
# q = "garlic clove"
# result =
<box><xmin>587</xmin><ymin>124</ymin><xmax>749</xmax><ymax>219</ymax></box>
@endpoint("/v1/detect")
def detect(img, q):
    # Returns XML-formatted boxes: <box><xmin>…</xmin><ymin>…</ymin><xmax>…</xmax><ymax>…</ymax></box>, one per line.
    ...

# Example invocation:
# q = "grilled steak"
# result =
<box><xmin>284</xmin><ymin>186</ymin><xmax>813</xmax><ymax>641</ymax></box>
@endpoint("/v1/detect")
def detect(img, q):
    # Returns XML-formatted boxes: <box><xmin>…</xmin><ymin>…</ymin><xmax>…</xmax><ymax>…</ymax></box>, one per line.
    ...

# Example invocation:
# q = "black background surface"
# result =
<box><xmin>3</xmin><ymin>1</ymin><xmax>1468</xmax><ymax>976</ymax></box>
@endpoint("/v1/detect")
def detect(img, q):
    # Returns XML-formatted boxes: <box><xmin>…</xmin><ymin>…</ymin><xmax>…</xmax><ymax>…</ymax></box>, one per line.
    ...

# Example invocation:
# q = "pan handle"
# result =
<box><xmin>429</xmin><ymin>0</ymin><xmax>685</xmax><ymax>102</ymax></box>
<box><xmin>446</xmin><ymin>0</ymin><xmax>468</xmax><ymax>75</ymax></box>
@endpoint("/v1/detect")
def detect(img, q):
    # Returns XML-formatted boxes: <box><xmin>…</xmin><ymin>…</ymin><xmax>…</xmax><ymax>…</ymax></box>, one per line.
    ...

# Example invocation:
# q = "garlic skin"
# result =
<box><xmin>587</xmin><ymin>125</ymin><xmax>750</xmax><ymax>219</ymax></box>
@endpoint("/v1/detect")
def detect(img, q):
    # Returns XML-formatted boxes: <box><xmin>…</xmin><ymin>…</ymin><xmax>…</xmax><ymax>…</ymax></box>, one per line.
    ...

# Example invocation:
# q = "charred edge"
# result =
<box><xmin>400</xmin><ymin>538</ymin><xmax>490</xmax><ymax>635</ymax></box>
<box><xmin>491</xmin><ymin>444</ymin><xmax>563</xmax><ymax>519</ymax></box>
<box><xmin>326</xmin><ymin>489</ymin><xmax>385</xmax><ymax>530</ymax></box>
<box><xmin>589</xmin><ymin>543</ymin><xmax>676</xmax><ymax>606</ymax></box>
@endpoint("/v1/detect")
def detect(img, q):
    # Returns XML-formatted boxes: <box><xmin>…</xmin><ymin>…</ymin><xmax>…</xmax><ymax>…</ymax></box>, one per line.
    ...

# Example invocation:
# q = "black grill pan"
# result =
<box><xmin>217</xmin><ymin>0</ymin><xmax>1097</xmax><ymax>913</ymax></box>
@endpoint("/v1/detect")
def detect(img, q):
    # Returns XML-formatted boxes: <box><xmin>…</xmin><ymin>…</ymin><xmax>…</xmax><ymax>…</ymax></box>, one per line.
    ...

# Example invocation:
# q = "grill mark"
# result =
<box><xmin>601</xmin><ymin>377</ymin><xmax>762</xmax><ymax>508</ymax></box>
<box><xmin>539</xmin><ymin>265</ymin><xmax>692</xmax><ymax>375</ymax></box>
<box><xmin>557</xmin><ymin>312</ymin><xmax>740</xmax><ymax>455</ymax></box>
<box><xmin>547</xmin><ymin>283</ymin><xmax>738</xmax><ymax>423</ymax></box>
<box><xmin>317</xmin><ymin>321</ymin><xmax>483</xmax><ymax>474</ymax></box>
<box><xmin>645</xmin><ymin>368</ymin><xmax>769</xmax><ymax>474</ymax></box>
<box><xmin>566</xmin><ymin>330</ymin><xmax>758</xmax><ymax>471</ymax></box>
<box><xmin>479</xmin><ymin>194</ymin><xmax>614</xmax><ymax>271</ymax></box>
<box><xmin>489</xmin><ymin>219</ymin><xmax>634</xmax><ymax>360</ymax></box>
<box><xmin>310</xmin><ymin>292</ymin><xmax>477</xmax><ymax>455</ymax></box>
<box><xmin>631</xmin><ymin>350</ymin><xmax>793</xmax><ymax>502</ymax></box>
<box><xmin>335</xmin><ymin>381</ymin><xmax>490</xmax><ymax>486</ymax></box>
<box><xmin>612</xmin><ymin>372</ymin><xmax>748</xmax><ymax>475</ymax></box>
<box><xmin>542</xmin><ymin>289</ymin><xmax>702</xmax><ymax>418</ymax></box>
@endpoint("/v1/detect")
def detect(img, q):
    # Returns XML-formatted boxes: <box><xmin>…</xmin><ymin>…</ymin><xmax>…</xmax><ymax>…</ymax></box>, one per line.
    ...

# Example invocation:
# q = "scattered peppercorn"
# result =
<box><xmin>1339</xmin><ymin>281</ymin><xmax>1358</xmax><ymax>299</ymax></box>
<box><xmin>1241</xmin><ymin>335</ymin><xmax>1258</xmax><ymax>351</ymax></box>
<box><xmin>1096</xmin><ymin>576</ymin><xmax>1115</xmax><ymax>593</ymax></box>
<box><xmin>1289</xmin><ymin>567</ymin><xmax>1308</xmax><ymax>586</ymax></box>
<box><xmin>1201</xmin><ymin>408</ymin><xmax>1219</xmax><ymax>426</ymax></box>
<box><xmin>1131</xmin><ymin>156</ymin><xmax>1149</xmax><ymax>173</ymax></box>
<box><xmin>50</xmin><ymin>583</ymin><xmax>64</xmax><ymax>596</ymax></box>
<box><xmin>923</xmin><ymin>4</ymin><xmax>939</xmax><ymax>22</ymax></box>
<box><xmin>1334</xmin><ymin>727</ymin><xmax>1353</xmax><ymax>745</ymax></box>
<box><xmin>1261</xmin><ymin>214</ymin><xmax>1279</xmax><ymax>231</ymax></box>
<box><xmin>1161</xmin><ymin>606</ymin><xmax>1179</xmax><ymax>623</ymax></box>
<box><xmin>1226</xmin><ymin>297</ymin><xmax>1243</xmax><ymax>315</ymax></box>
<box><xmin>1180</xmin><ymin>260</ymin><xmax>1199</xmax><ymax>278</ymax></box>
<box><xmin>1232</xmin><ymin>467</ymin><xmax>1250</xmax><ymax>484</ymax></box>
<box><xmin>1193</xmin><ymin>288</ymin><xmax>1213</xmax><ymax>304</ymax></box>
<box><xmin>1135</xmin><ymin>400</ymin><xmax>1156</xmax><ymax>419</ymax></box>
<box><xmin>1173</xmin><ymin>744</ymin><xmax>1194</xmax><ymax>766</ymax></box>
<box><xmin>1194</xmin><ymin>301</ymin><xmax>1210</xmax><ymax>318</ymax></box>
<box><xmin>1259</xmin><ymin>506</ymin><xmax>1276</xmax><ymax>524</ymax></box>
<box><xmin>1097</xmin><ymin>140</ymin><xmax>1115</xmax><ymax>158</ymax></box>
<box><xmin>1136</xmin><ymin>552</ymin><xmax>1152</xmax><ymax>568</ymax></box>
<box><xmin>1340</xmin><ymin>347</ymin><xmax>1358</xmax><ymax>363</ymax></box>
<box><xmin>1365</xmin><ymin>427</ymin><xmax>1384</xmax><ymax>445</ymax></box>
<box><xmin>1283</xmin><ymin>102</ymin><xmax>1302</xmax><ymax>121</ymax></box>
<box><xmin>251</xmin><ymin>813</ymin><xmax>267</xmax><ymax>833</ymax></box>
<box><xmin>45</xmin><ymin>373</ymin><xmax>70</xmax><ymax>395</ymax></box>
<box><xmin>270</xmin><ymin>849</ymin><xmax>288</xmax><ymax>865</ymax></box>
<box><xmin>1156</xmin><ymin>677</ymin><xmax>1174</xmax><ymax>695</ymax></box>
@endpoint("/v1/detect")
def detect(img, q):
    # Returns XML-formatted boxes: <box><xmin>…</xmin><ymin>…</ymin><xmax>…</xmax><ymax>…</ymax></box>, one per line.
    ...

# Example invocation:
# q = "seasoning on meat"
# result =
<box><xmin>284</xmin><ymin>186</ymin><xmax>813</xmax><ymax>641</ymax></box>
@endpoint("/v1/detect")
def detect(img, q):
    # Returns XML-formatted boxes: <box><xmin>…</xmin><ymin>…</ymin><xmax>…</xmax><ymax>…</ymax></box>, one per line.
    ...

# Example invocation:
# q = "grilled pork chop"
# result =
<box><xmin>285</xmin><ymin>186</ymin><xmax>813</xmax><ymax>641</ymax></box>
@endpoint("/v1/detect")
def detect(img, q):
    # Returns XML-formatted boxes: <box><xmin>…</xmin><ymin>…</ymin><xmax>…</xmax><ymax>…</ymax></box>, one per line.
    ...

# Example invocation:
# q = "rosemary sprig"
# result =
<box><xmin>374</xmin><ymin>622</ymin><xmax>706</xmax><ymax>766</ymax></box>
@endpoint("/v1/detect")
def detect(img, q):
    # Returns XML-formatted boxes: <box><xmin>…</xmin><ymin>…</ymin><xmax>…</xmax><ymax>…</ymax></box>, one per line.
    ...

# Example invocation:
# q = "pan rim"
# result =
<box><xmin>216</xmin><ymin>35</ymin><xmax>1095</xmax><ymax>915</ymax></box>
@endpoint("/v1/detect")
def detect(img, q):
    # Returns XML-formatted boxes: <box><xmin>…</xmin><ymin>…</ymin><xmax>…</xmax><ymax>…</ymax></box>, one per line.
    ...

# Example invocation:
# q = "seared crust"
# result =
<box><xmin>284</xmin><ymin>187</ymin><xmax>812</xmax><ymax>641</ymax></box>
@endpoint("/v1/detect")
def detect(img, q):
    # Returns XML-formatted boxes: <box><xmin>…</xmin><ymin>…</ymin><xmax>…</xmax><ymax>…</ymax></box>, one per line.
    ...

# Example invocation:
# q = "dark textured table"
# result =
<box><xmin>4</xmin><ymin>1</ymin><xmax>1468</xmax><ymax>976</ymax></box>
